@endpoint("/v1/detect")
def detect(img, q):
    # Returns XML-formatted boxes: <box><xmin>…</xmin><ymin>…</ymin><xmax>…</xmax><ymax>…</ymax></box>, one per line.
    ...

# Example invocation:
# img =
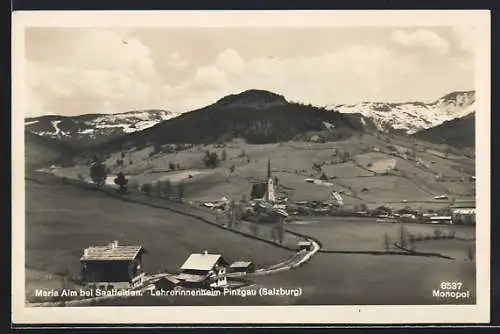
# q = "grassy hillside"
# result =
<box><xmin>25</xmin><ymin>173</ymin><xmax>293</xmax><ymax>300</ymax></box>
<box><xmin>45</xmin><ymin>133</ymin><xmax>475</xmax><ymax>212</ymax></box>
<box><xmin>413</xmin><ymin>113</ymin><xmax>475</xmax><ymax>149</ymax></box>
<box><xmin>24</xmin><ymin>132</ymin><xmax>74</xmax><ymax>170</ymax></box>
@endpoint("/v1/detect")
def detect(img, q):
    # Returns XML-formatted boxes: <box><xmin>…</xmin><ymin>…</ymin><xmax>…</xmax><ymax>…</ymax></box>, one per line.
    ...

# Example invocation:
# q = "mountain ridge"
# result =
<box><xmin>327</xmin><ymin>90</ymin><xmax>475</xmax><ymax>134</ymax></box>
<box><xmin>25</xmin><ymin>109</ymin><xmax>181</xmax><ymax>148</ymax></box>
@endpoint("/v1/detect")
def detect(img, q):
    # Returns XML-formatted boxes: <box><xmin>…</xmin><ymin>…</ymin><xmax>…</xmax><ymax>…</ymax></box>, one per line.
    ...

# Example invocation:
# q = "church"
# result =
<box><xmin>250</xmin><ymin>158</ymin><xmax>276</xmax><ymax>203</ymax></box>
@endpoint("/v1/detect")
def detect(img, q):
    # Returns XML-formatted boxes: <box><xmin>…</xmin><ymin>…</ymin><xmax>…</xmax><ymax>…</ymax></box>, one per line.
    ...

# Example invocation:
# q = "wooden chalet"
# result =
<box><xmin>80</xmin><ymin>241</ymin><xmax>147</xmax><ymax>289</ymax></box>
<box><xmin>176</xmin><ymin>251</ymin><xmax>228</xmax><ymax>288</ymax></box>
<box><xmin>229</xmin><ymin>261</ymin><xmax>255</xmax><ymax>274</ymax></box>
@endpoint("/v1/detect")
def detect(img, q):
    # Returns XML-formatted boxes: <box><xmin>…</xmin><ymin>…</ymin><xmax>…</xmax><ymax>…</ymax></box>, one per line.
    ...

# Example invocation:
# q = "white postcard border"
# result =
<box><xmin>11</xmin><ymin>10</ymin><xmax>491</xmax><ymax>324</ymax></box>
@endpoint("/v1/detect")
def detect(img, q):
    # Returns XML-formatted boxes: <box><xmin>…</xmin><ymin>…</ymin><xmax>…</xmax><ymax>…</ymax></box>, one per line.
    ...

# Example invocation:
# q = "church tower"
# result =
<box><xmin>265</xmin><ymin>157</ymin><xmax>276</xmax><ymax>203</ymax></box>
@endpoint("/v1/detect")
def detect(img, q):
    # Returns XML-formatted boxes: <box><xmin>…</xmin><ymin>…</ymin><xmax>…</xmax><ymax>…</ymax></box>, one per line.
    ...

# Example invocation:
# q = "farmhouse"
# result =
<box><xmin>229</xmin><ymin>261</ymin><xmax>255</xmax><ymax>274</ymax></box>
<box><xmin>429</xmin><ymin>216</ymin><xmax>453</xmax><ymax>224</ymax></box>
<box><xmin>298</xmin><ymin>240</ymin><xmax>313</xmax><ymax>251</ymax></box>
<box><xmin>176</xmin><ymin>251</ymin><xmax>229</xmax><ymax>288</ymax></box>
<box><xmin>451</xmin><ymin>199</ymin><xmax>476</xmax><ymax>225</ymax></box>
<box><xmin>80</xmin><ymin>240</ymin><xmax>147</xmax><ymax>289</ymax></box>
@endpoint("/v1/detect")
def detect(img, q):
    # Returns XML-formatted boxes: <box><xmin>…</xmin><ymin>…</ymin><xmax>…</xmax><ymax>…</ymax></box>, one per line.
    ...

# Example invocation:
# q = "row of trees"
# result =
<box><xmin>139</xmin><ymin>180</ymin><xmax>186</xmax><ymax>202</ymax></box>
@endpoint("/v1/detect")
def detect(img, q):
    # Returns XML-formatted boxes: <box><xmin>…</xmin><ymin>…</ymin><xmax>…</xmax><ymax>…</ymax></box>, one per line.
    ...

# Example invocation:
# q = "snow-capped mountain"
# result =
<box><xmin>327</xmin><ymin>91</ymin><xmax>475</xmax><ymax>134</ymax></box>
<box><xmin>25</xmin><ymin>109</ymin><xmax>181</xmax><ymax>148</ymax></box>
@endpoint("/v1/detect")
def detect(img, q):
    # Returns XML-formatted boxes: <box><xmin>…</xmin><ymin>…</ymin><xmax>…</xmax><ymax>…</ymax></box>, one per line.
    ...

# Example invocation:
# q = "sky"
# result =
<box><xmin>25</xmin><ymin>26</ymin><xmax>475</xmax><ymax>117</ymax></box>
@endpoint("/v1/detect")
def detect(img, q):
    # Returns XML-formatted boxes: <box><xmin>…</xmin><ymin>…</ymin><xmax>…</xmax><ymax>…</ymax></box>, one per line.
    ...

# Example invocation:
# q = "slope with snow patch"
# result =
<box><xmin>327</xmin><ymin>91</ymin><xmax>475</xmax><ymax>134</ymax></box>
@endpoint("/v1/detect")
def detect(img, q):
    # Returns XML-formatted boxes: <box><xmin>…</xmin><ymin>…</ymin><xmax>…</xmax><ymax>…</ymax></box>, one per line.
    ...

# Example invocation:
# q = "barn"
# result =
<box><xmin>80</xmin><ymin>240</ymin><xmax>147</xmax><ymax>289</ymax></box>
<box><xmin>229</xmin><ymin>261</ymin><xmax>255</xmax><ymax>274</ymax></box>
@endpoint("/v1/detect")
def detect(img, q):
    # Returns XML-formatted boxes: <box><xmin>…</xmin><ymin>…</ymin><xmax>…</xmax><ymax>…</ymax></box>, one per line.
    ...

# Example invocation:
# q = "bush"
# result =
<box><xmin>399</xmin><ymin>225</ymin><xmax>408</xmax><ymax>249</ymax></box>
<box><xmin>161</xmin><ymin>179</ymin><xmax>173</xmax><ymax>199</ymax></box>
<box><xmin>466</xmin><ymin>245</ymin><xmax>475</xmax><ymax>262</ymax></box>
<box><xmin>177</xmin><ymin>181</ymin><xmax>185</xmax><ymax>202</ymax></box>
<box><xmin>203</xmin><ymin>151</ymin><xmax>220</xmax><ymax>168</ymax></box>
<box><xmin>152</xmin><ymin>182</ymin><xmax>162</xmax><ymax>197</ymax></box>
<box><xmin>383</xmin><ymin>233</ymin><xmax>391</xmax><ymax>252</ymax></box>
<box><xmin>113</xmin><ymin>172</ymin><xmax>128</xmax><ymax>193</ymax></box>
<box><xmin>433</xmin><ymin>228</ymin><xmax>442</xmax><ymax>239</ymax></box>
<box><xmin>140</xmin><ymin>183</ymin><xmax>152</xmax><ymax>195</ymax></box>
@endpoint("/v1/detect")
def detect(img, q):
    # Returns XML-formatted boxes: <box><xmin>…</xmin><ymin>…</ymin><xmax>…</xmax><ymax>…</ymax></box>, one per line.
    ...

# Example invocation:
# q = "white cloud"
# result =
<box><xmin>193</xmin><ymin>65</ymin><xmax>228</xmax><ymax>89</ymax></box>
<box><xmin>390</xmin><ymin>29</ymin><xmax>450</xmax><ymax>57</ymax></box>
<box><xmin>26</xmin><ymin>28</ymin><xmax>473</xmax><ymax>117</ymax></box>
<box><xmin>452</xmin><ymin>26</ymin><xmax>476</xmax><ymax>55</ymax></box>
<box><xmin>215</xmin><ymin>48</ymin><xmax>245</xmax><ymax>74</ymax></box>
<box><xmin>156</xmin><ymin>46</ymin><xmax>421</xmax><ymax>111</ymax></box>
<box><xmin>168</xmin><ymin>52</ymin><xmax>188</xmax><ymax>69</ymax></box>
<box><xmin>27</xmin><ymin>29</ymin><xmax>164</xmax><ymax>116</ymax></box>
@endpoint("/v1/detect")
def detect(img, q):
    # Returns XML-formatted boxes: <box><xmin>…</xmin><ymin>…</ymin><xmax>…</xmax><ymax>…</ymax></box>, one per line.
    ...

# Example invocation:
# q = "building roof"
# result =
<box><xmin>298</xmin><ymin>241</ymin><xmax>313</xmax><ymax>246</ymax></box>
<box><xmin>80</xmin><ymin>242</ymin><xmax>144</xmax><ymax>261</ymax></box>
<box><xmin>430</xmin><ymin>216</ymin><xmax>452</xmax><ymax>220</ymax></box>
<box><xmin>175</xmin><ymin>273</ymin><xmax>209</xmax><ymax>283</ymax></box>
<box><xmin>230</xmin><ymin>261</ymin><xmax>253</xmax><ymax>268</ymax></box>
<box><xmin>451</xmin><ymin>200</ymin><xmax>476</xmax><ymax>209</ymax></box>
<box><xmin>157</xmin><ymin>275</ymin><xmax>181</xmax><ymax>285</ymax></box>
<box><xmin>180</xmin><ymin>253</ymin><xmax>226</xmax><ymax>271</ymax></box>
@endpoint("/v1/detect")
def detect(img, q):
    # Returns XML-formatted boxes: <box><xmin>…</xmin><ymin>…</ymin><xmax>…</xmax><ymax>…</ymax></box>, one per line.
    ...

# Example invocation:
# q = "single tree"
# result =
<box><xmin>177</xmin><ymin>181</ymin><xmax>185</xmax><ymax>203</ymax></box>
<box><xmin>433</xmin><ymin>228</ymin><xmax>442</xmax><ymax>239</ymax></box>
<box><xmin>466</xmin><ymin>244</ymin><xmax>475</xmax><ymax>262</ymax></box>
<box><xmin>222</xmin><ymin>149</ymin><xmax>227</xmax><ymax>161</ymax></box>
<box><xmin>140</xmin><ymin>183</ymin><xmax>152</xmax><ymax>196</ymax></box>
<box><xmin>153</xmin><ymin>142</ymin><xmax>162</xmax><ymax>154</ymax></box>
<box><xmin>162</xmin><ymin>179</ymin><xmax>173</xmax><ymax>199</ymax></box>
<box><xmin>399</xmin><ymin>225</ymin><xmax>408</xmax><ymax>249</ymax></box>
<box><xmin>153</xmin><ymin>182</ymin><xmax>162</xmax><ymax>197</ymax></box>
<box><xmin>114</xmin><ymin>172</ymin><xmax>128</xmax><ymax>193</ymax></box>
<box><xmin>90</xmin><ymin>162</ymin><xmax>107</xmax><ymax>187</ymax></box>
<box><xmin>383</xmin><ymin>233</ymin><xmax>391</xmax><ymax>252</ymax></box>
<box><xmin>408</xmin><ymin>233</ymin><xmax>416</xmax><ymax>252</ymax></box>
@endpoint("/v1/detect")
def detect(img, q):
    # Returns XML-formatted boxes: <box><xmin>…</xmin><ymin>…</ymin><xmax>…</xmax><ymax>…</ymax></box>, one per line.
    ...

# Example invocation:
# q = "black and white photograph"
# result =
<box><xmin>12</xmin><ymin>10</ymin><xmax>490</xmax><ymax>324</ymax></box>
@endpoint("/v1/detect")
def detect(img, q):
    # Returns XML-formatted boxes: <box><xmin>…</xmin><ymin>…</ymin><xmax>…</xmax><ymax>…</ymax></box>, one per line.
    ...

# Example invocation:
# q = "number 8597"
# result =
<box><xmin>440</xmin><ymin>282</ymin><xmax>463</xmax><ymax>290</ymax></box>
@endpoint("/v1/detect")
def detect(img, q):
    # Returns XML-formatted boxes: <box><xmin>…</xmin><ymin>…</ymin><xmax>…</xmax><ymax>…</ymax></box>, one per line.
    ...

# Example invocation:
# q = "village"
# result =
<box><xmin>58</xmin><ymin>152</ymin><xmax>475</xmax><ymax>306</ymax></box>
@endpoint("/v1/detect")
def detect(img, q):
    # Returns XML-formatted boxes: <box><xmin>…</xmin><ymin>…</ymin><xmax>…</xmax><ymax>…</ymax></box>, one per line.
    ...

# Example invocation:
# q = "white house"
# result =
<box><xmin>176</xmin><ymin>251</ymin><xmax>229</xmax><ymax>288</ymax></box>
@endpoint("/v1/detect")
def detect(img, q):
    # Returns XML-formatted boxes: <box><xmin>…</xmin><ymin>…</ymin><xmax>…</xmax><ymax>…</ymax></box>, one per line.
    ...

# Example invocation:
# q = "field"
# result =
<box><xmin>25</xmin><ymin>174</ymin><xmax>294</xmax><ymax>302</ymax></box>
<box><xmin>25</xmin><ymin>134</ymin><xmax>477</xmax><ymax>306</ymax></box>
<box><xmin>286</xmin><ymin>217</ymin><xmax>475</xmax><ymax>254</ymax></box>
<box><xmin>251</xmin><ymin>252</ymin><xmax>476</xmax><ymax>305</ymax></box>
<box><xmin>24</xmin><ymin>174</ymin><xmax>476</xmax><ymax>306</ymax></box>
<box><xmin>46</xmin><ymin>134</ymin><xmax>475</xmax><ymax>211</ymax></box>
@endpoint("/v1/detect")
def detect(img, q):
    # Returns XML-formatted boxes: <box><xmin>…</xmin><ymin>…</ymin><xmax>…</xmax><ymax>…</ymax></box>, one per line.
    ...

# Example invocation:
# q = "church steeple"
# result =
<box><xmin>267</xmin><ymin>157</ymin><xmax>271</xmax><ymax>179</ymax></box>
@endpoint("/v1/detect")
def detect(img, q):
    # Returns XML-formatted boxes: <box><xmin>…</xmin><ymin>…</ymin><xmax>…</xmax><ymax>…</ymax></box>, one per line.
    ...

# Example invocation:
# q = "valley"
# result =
<box><xmin>23</xmin><ymin>88</ymin><xmax>477</xmax><ymax>307</ymax></box>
